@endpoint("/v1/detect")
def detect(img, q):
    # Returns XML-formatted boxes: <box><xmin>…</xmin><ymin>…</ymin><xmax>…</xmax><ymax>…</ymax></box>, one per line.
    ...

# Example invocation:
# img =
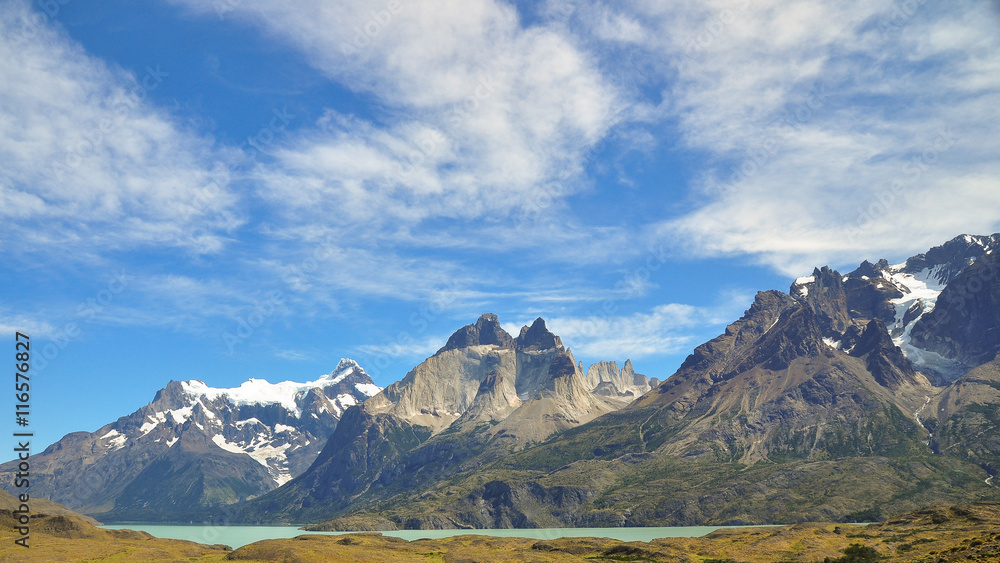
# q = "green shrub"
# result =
<box><xmin>823</xmin><ymin>543</ymin><xmax>882</xmax><ymax>563</ymax></box>
<box><xmin>842</xmin><ymin>507</ymin><xmax>883</xmax><ymax>523</ymax></box>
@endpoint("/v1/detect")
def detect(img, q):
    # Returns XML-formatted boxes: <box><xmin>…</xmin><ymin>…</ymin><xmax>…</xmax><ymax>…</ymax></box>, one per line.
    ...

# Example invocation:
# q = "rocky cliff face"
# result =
<box><xmin>240</xmin><ymin>315</ymin><xmax>649</xmax><ymax>523</ymax></box>
<box><xmin>910</xmin><ymin>251</ymin><xmax>1000</xmax><ymax>367</ymax></box>
<box><xmin>585</xmin><ymin>360</ymin><xmax>652</xmax><ymax>402</ymax></box>
<box><xmin>0</xmin><ymin>359</ymin><xmax>380</xmax><ymax>520</ymax></box>
<box><xmin>364</xmin><ymin>316</ymin><xmax>640</xmax><ymax>443</ymax></box>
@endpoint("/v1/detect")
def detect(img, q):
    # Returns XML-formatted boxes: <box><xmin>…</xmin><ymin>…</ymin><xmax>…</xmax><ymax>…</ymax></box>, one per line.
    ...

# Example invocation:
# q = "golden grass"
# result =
<box><xmin>1</xmin><ymin>503</ymin><xmax>999</xmax><ymax>562</ymax></box>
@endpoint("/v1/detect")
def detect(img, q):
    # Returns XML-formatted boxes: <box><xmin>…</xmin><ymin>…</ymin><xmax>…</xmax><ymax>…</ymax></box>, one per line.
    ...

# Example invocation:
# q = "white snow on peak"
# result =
<box><xmin>233</xmin><ymin>417</ymin><xmax>262</xmax><ymax>428</ymax></box>
<box><xmin>139</xmin><ymin>411</ymin><xmax>168</xmax><ymax>436</ymax></box>
<box><xmin>198</xmin><ymin>399</ymin><xmax>216</xmax><ymax>419</ymax></box>
<box><xmin>107</xmin><ymin>359</ymin><xmax>381</xmax><ymax>489</ymax></box>
<box><xmin>168</xmin><ymin>406</ymin><xmax>193</xmax><ymax>425</ymax></box>
<box><xmin>317</xmin><ymin>358</ymin><xmax>360</xmax><ymax>385</ymax></box>
<box><xmin>105</xmin><ymin>432</ymin><xmax>127</xmax><ymax>451</ymax></box>
<box><xmin>212</xmin><ymin>433</ymin><xmax>294</xmax><ymax>486</ymax></box>
<box><xmin>212</xmin><ymin>434</ymin><xmax>245</xmax><ymax>454</ymax></box>
<box><xmin>354</xmin><ymin>383</ymin><xmax>381</xmax><ymax>397</ymax></box>
<box><xmin>139</xmin><ymin>421</ymin><xmax>158</xmax><ymax>436</ymax></box>
<box><xmin>883</xmin><ymin>264</ymin><xmax>965</xmax><ymax>376</ymax></box>
<box><xmin>179</xmin><ymin>358</ymin><xmax>378</xmax><ymax>418</ymax></box>
<box><xmin>793</xmin><ymin>275</ymin><xmax>815</xmax><ymax>297</ymax></box>
<box><xmin>822</xmin><ymin>337</ymin><xmax>842</xmax><ymax>350</ymax></box>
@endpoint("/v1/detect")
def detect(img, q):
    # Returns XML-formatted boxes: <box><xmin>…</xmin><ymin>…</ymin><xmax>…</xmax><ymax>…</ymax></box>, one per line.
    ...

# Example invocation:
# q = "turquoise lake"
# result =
<box><xmin>100</xmin><ymin>524</ymin><xmax>760</xmax><ymax>549</ymax></box>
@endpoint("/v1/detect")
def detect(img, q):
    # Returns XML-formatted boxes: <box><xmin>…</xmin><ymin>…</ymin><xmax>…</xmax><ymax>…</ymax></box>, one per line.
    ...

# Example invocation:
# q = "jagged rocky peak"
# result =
<box><xmin>910</xmin><ymin>249</ymin><xmax>1000</xmax><ymax>367</ymax></box>
<box><xmin>899</xmin><ymin>233</ymin><xmax>1000</xmax><ymax>285</ymax></box>
<box><xmin>515</xmin><ymin>317</ymin><xmax>563</xmax><ymax>351</ymax></box>
<box><xmin>438</xmin><ymin>313</ymin><xmax>515</xmax><ymax>353</ymax></box>
<box><xmin>848</xmin><ymin>258</ymin><xmax>891</xmax><ymax>279</ymax></box>
<box><xmin>789</xmin><ymin>266</ymin><xmax>856</xmax><ymax>336</ymax></box>
<box><xmin>585</xmin><ymin>360</ymin><xmax>652</xmax><ymax>400</ymax></box>
<box><xmin>849</xmin><ymin>317</ymin><xmax>920</xmax><ymax>388</ymax></box>
<box><xmin>780</xmin><ymin>233</ymin><xmax>1000</xmax><ymax>384</ymax></box>
<box><xmin>363</xmin><ymin>314</ymin><xmax>625</xmax><ymax>442</ymax></box>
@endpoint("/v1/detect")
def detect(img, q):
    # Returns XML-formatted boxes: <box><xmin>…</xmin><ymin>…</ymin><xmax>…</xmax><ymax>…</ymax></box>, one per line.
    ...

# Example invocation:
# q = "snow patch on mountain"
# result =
<box><xmin>100</xmin><ymin>429</ymin><xmax>128</xmax><ymax>451</ymax></box>
<box><xmin>881</xmin><ymin>265</ymin><xmax>969</xmax><ymax>378</ymax></box>
<box><xmin>180</xmin><ymin>359</ymin><xmax>377</xmax><ymax>417</ymax></box>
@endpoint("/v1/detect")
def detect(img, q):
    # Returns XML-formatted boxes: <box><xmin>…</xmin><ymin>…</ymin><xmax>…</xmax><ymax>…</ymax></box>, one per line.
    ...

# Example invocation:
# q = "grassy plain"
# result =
<box><xmin>1</xmin><ymin>503</ymin><xmax>998</xmax><ymax>562</ymax></box>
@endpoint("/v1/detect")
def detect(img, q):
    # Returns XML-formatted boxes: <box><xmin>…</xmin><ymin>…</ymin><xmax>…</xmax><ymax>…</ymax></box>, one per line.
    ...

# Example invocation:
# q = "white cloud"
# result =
<box><xmin>516</xmin><ymin>291</ymin><xmax>752</xmax><ymax>360</ymax></box>
<box><xmin>0</xmin><ymin>1</ymin><xmax>242</xmax><ymax>257</ymax></box>
<box><xmin>356</xmin><ymin>334</ymin><xmax>446</xmax><ymax>361</ymax></box>
<box><xmin>275</xmin><ymin>349</ymin><xmax>311</xmax><ymax>361</ymax></box>
<box><xmin>169</xmin><ymin>0</ymin><xmax>621</xmax><ymax>231</ymax></box>
<box><xmin>578</xmin><ymin>0</ymin><xmax>1000</xmax><ymax>275</ymax></box>
<box><xmin>0</xmin><ymin>308</ymin><xmax>57</xmax><ymax>339</ymax></box>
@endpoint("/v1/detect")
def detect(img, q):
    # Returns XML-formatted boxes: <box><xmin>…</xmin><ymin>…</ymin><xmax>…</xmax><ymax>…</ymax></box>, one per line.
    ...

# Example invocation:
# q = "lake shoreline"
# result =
<box><xmin>99</xmin><ymin>523</ymin><xmax>781</xmax><ymax>549</ymax></box>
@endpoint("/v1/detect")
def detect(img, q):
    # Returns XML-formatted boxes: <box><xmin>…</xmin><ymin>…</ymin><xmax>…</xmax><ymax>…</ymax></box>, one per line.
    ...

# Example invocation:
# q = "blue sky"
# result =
<box><xmin>2</xmin><ymin>0</ymin><xmax>999</xmax><ymax>451</ymax></box>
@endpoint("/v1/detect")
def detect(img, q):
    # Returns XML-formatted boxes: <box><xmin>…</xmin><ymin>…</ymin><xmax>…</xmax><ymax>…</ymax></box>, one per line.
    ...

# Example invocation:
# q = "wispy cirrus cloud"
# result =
<box><xmin>505</xmin><ymin>290</ymin><xmax>752</xmax><ymax>360</ymax></box>
<box><xmin>0</xmin><ymin>1</ymin><xmax>245</xmax><ymax>259</ymax></box>
<box><xmin>168</xmin><ymin>0</ymin><xmax>622</xmax><ymax>237</ymax></box>
<box><xmin>567</xmin><ymin>0</ymin><xmax>1000</xmax><ymax>274</ymax></box>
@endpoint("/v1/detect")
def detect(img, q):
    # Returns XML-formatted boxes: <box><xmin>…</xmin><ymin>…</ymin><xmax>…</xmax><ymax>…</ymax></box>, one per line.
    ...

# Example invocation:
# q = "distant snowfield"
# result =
<box><xmin>181</xmin><ymin>361</ymin><xmax>366</xmax><ymax>417</ymax></box>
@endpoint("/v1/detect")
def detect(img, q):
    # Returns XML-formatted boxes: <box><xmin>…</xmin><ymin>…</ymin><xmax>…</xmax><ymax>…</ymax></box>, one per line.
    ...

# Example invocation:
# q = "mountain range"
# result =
<box><xmin>0</xmin><ymin>359</ymin><xmax>380</xmax><ymax>521</ymax></box>
<box><xmin>281</xmin><ymin>233</ymin><xmax>1000</xmax><ymax>529</ymax></box>
<box><xmin>4</xmin><ymin>233</ymin><xmax>999</xmax><ymax>528</ymax></box>
<box><xmin>239</xmin><ymin>315</ymin><xmax>653</xmax><ymax>525</ymax></box>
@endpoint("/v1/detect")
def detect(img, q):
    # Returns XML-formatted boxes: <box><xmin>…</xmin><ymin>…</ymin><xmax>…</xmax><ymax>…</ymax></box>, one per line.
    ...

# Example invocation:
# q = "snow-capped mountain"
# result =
<box><xmin>0</xmin><ymin>358</ymin><xmax>380</xmax><ymax>520</ymax></box>
<box><xmin>791</xmin><ymin>233</ymin><xmax>999</xmax><ymax>382</ymax></box>
<box><xmin>130</xmin><ymin>358</ymin><xmax>380</xmax><ymax>485</ymax></box>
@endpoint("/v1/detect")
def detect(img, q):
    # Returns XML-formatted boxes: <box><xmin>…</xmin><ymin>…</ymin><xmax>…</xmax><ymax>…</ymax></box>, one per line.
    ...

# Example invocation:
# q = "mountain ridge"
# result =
<box><xmin>0</xmin><ymin>358</ymin><xmax>381</xmax><ymax>521</ymax></box>
<box><xmin>6</xmin><ymin>233</ymin><xmax>999</xmax><ymax>528</ymax></box>
<box><xmin>294</xmin><ymin>233</ymin><xmax>1000</xmax><ymax>529</ymax></box>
